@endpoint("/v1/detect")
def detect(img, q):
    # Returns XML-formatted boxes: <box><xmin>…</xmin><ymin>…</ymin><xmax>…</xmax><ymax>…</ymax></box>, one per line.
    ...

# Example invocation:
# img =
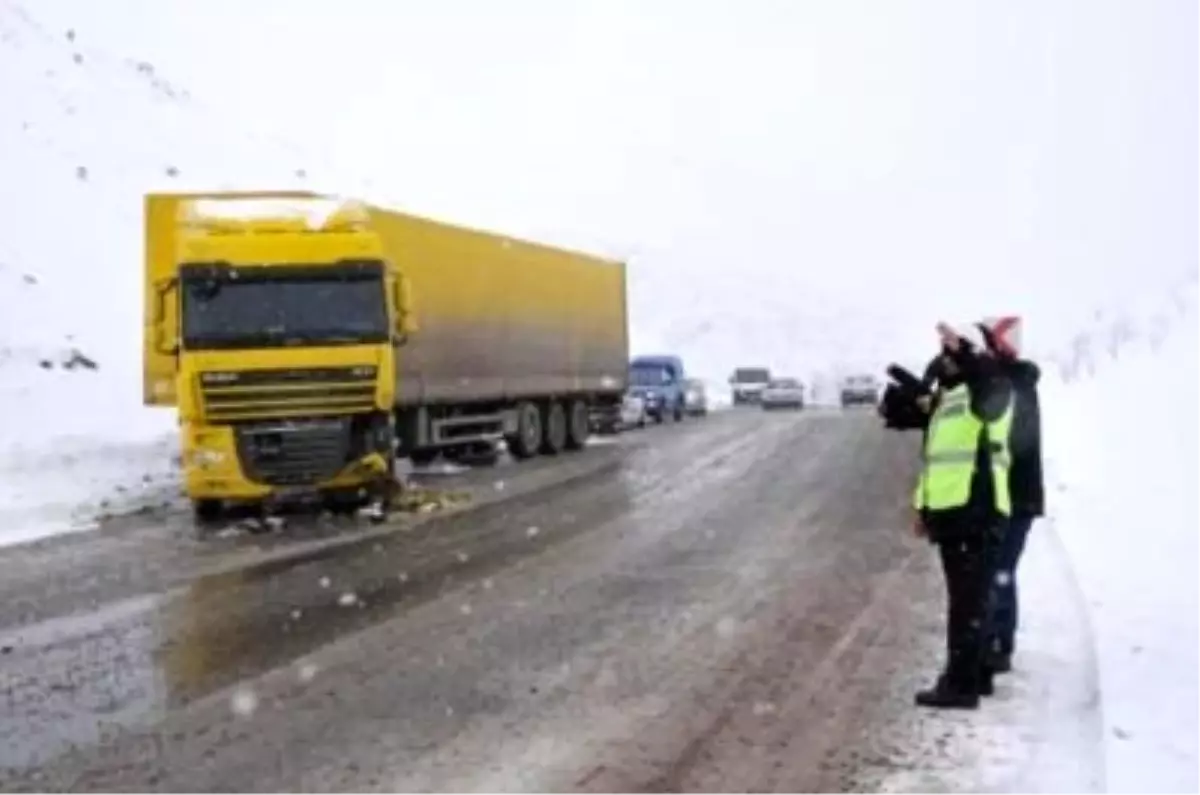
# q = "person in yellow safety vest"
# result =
<box><xmin>912</xmin><ymin>321</ymin><xmax>1014</xmax><ymax>710</ymax></box>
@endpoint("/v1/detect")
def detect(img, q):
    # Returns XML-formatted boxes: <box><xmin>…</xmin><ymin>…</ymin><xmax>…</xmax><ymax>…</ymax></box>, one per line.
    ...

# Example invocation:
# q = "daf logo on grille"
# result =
<box><xmin>201</xmin><ymin>371</ymin><xmax>239</xmax><ymax>385</ymax></box>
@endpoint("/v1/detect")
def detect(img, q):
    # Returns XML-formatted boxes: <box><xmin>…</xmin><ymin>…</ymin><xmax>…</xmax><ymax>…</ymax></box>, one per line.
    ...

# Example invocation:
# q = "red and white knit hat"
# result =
<box><xmin>980</xmin><ymin>316</ymin><xmax>1022</xmax><ymax>358</ymax></box>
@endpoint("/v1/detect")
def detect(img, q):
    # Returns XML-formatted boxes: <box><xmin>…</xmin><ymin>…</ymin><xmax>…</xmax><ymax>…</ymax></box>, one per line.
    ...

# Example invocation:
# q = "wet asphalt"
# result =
<box><xmin>0</xmin><ymin>407</ymin><xmax>930</xmax><ymax>792</ymax></box>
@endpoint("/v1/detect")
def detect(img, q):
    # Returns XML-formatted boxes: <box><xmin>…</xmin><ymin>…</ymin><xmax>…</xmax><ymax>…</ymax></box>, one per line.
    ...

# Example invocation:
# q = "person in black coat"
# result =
<box><xmin>979</xmin><ymin>325</ymin><xmax>1045</xmax><ymax>673</ymax></box>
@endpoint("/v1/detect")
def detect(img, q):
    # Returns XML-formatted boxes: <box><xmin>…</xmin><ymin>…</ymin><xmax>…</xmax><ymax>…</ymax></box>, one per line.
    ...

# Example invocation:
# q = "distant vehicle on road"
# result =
<box><xmin>683</xmin><ymin>378</ymin><xmax>709</xmax><ymax>416</ymax></box>
<box><xmin>620</xmin><ymin>390</ymin><xmax>648</xmax><ymax>429</ymax></box>
<box><xmin>628</xmin><ymin>355</ymin><xmax>687</xmax><ymax>423</ymax></box>
<box><xmin>762</xmin><ymin>377</ymin><xmax>805</xmax><ymax>410</ymax></box>
<box><xmin>840</xmin><ymin>374</ymin><xmax>881</xmax><ymax>407</ymax></box>
<box><xmin>729</xmin><ymin>366</ymin><xmax>772</xmax><ymax>405</ymax></box>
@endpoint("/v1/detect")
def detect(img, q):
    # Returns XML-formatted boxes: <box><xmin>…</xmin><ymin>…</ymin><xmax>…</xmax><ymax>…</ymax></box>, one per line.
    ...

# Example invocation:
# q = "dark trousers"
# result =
<box><xmin>990</xmin><ymin>513</ymin><xmax>1034</xmax><ymax>655</ymax></box>
<box><xmin>936</xmin><ymin>523</ymin><xmax>1001</xmax><ymax>691</ymax></box>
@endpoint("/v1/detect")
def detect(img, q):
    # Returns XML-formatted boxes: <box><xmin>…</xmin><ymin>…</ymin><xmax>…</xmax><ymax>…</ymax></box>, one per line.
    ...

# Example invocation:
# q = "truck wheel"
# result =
<box><xmin>541</xmin><ymin>400</ymin><xmax>568</xmax><ymax>454</ymax></box>
<box><xmin>322</xmin><ymin>489</ymin><xmax>366</xmax><ymax>516</ymax></box>
<box><xmin>409</xmin><ymin>449</ymin><xmax>438</xmax><ymax>466</ymax></box>
<box><xmin>674</xmin><ymin>403</ymin><xmax>684</xmax><ymax>422</ymax></box>
<box><xmin>509</xmin><ymin>401</ymin><xmax>543</xmax><ymax>459</ymax></box>
<box><xmin>565</xmin><ymin>399</ymin><xmax>589</xmax><ymax>450</ymax></box>
<box><xmin>192</xmin><ymin>499</ymin><xmax>222</xmax><ymax>525</ymax></box>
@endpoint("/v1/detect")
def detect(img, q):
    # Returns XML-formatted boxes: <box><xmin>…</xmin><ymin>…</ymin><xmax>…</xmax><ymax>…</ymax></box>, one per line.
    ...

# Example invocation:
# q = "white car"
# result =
<box><xmin>683</xmin><ymin>378</ymin><xmax>709</xmax><ymax>416</ymax></box>
<box><xmin>761</xmin><ymin>377</ymin><xmax>805</xmax><ymax>410</ymax></box>
<box><xmin>620</xmin><ymin>391</ymin><xmax>648</xmax><ymax>429</ymax></box>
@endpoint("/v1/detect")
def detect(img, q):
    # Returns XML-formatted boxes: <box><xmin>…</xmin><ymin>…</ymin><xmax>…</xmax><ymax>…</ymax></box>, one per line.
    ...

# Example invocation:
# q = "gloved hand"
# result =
<box><xmin>879</xmin><ymin>364</ymin><xmax>932</xmax><ymax>431</ymax></box>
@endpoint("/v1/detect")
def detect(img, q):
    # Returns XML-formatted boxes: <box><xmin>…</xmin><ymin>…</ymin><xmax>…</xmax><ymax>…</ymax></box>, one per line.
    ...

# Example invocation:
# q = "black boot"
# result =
<box><xmin>915</xmin><ymin>675</ymin><xmax>980</xmax><ymax>710</ymax></box>
<box><xmin>978</xmin><ymin>667</ymin><xmax>995</xmax><ymax>697</ymax></box>
<box><xmin>990</xmin><ymin>652</ymin><xmax>1013</xmax><ymax>674</ymax></box>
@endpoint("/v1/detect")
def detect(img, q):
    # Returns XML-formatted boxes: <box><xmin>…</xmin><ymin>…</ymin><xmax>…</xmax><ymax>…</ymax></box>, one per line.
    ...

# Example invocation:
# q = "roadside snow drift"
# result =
<box><xmin>1042</xmin><ymin>282</ymin><xmax>1198</xmax><ymax>793</ymax></box>
<box><xmin>0</xmin><ymin>2</ymin><xmax>324</xmax><ymax>542</ymax></box>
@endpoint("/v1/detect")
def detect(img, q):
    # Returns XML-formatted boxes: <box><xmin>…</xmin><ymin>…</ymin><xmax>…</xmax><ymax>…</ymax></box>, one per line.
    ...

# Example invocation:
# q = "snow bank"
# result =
<box><xmin>0</xmin><ymin>3</ymin><xmax>352</xmax><ymax>543</ymax></box>
<box><xmin>1041</xmin><ymin>282</ymin><xmax>1198</xmax><ymax>792</ymax></box>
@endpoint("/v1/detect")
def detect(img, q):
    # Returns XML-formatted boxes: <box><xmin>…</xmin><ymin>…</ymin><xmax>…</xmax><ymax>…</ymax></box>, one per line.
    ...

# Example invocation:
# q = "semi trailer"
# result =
<box><xmin>143</xmin><ymin>191</ymin><xmax>628</xmax><ymax>520</ymax></box>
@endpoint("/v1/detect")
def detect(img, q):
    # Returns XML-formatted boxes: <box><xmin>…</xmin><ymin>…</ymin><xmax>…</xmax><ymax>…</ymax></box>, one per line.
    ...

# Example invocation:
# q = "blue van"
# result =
<box><xmin>628</xmin><ymin>354</ymin><xmax>687</xmax><ymax>423</ymax></box>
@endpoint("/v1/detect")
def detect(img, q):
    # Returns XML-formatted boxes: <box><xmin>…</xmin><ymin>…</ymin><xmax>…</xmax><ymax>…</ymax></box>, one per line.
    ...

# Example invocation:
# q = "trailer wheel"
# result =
<box><xmin>541</xmin><ymin>400</ymin><xmax>568</xmax><ymax>454</ymax></box>
<box><xmin>509</xmin><ymin>401</ymin><xmax>543</xmax><ymax>459</ymax></box>
<box><xmin>565</xmin><ymin>400</ymin><xmax>589</xmax><ymax>450</ymax></box>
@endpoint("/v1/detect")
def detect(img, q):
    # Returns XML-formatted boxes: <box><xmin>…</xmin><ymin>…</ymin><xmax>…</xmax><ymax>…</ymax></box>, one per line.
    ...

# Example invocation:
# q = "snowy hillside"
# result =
<box><xmin>0</xmin><ymin>1</ymin><xmax>348</xmax><ymax>540</ymax></box>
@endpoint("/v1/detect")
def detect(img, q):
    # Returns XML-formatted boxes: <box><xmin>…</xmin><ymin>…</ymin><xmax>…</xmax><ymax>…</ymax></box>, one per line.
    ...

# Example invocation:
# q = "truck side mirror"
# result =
<box><xmin>393</xmin><ymin>272</ymin><xmax>419</xmax><ymax>341</ymax></box>
<box><xmin>153</xmin><ymin>278</ymin><xmax>179</xmax><ymax>356</ymax></box>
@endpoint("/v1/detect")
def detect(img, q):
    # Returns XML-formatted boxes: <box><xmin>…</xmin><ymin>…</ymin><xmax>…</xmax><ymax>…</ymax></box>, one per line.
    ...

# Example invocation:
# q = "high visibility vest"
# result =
<box><xmin>912</xmin><ymin>383</ymin><xmax>1014</xmax><ymax>516</ymax></box>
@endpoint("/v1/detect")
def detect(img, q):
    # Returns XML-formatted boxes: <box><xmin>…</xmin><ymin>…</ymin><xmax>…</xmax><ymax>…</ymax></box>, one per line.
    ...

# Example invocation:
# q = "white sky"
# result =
<box><xmin>33</xmin><ymin>0</ymin><xmax>1199</xmax><ymax>371</ymax></box>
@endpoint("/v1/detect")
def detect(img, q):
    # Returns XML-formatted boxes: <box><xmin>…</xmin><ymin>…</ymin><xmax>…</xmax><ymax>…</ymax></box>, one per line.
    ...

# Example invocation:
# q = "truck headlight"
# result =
<box><xmin>190</xmin><ymin>449</ymin><xmax>226</xmax><ymax>467</ymax></box>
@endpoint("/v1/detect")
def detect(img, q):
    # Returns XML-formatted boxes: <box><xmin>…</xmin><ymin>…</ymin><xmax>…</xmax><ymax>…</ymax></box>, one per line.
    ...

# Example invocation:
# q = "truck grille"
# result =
<box><xmin>199</xmin><ymin>366</ymin><xmax>377</xmax><ymax>422</ymax></box>
<box><xmin>235</xmin><ymin>419</ymin><xmax>351</xmax><ymax>487</ymax></box>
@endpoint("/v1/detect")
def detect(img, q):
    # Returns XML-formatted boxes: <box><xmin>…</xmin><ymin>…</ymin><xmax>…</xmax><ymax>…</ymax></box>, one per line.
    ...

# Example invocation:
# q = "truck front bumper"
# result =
<box><xmin>182</xmin><ymin>423</ymin><xmax>393</xmax><ymax>502</ymax></box>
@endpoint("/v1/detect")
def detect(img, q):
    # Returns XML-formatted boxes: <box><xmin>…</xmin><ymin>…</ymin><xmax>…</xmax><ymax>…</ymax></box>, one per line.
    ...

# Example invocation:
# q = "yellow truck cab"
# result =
<box><xmin>143</xmin><ymin>192</ymin><xmax>415</xmax><ymax>521</ymax></box>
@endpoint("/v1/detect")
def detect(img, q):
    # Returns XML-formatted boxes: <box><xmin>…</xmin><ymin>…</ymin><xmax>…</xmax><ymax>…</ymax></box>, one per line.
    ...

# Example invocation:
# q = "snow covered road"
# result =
<box><xmin>0</xmin><ymin>407</ymin><xmax>1104</xmax><ymax>792</ymax></box>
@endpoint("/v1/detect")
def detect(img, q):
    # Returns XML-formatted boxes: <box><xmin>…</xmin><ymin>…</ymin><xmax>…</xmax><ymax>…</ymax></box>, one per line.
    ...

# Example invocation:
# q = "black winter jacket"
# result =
<box><xmin>1002</xmin><ymin>358</ymin><xmax>1045</xmax><ymax>518</ymax></box>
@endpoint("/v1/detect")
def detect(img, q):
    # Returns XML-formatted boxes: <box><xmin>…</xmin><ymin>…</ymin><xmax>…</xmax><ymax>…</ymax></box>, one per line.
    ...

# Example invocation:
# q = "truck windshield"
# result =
<box><xmin>180</xmin><ymin>266</ymin><xmax>389</xmax><ymax>350</ymax></box>
<box><xmin>630</xmin><ymin>365</ymin><xmax>673</xmax><ymax>386</ymax></box>
<box><xmin>734</xmin><ymin>368</ymin><xmax>769</xmax><ymax>383</ymax></box>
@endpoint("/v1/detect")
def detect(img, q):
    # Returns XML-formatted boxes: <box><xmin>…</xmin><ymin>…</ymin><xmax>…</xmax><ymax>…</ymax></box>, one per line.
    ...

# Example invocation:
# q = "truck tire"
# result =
<box><xmin>322</xmin><ymin>488</ymin><xmax>366</xmax><ymax>516</ymax></box>
<box><xmin>541</xmin><ymin>400</ymin><xmax>568</xmax><ymax>454</ymax></box>
<box><xmin>192</xmin><ymin>499</ymin><xmax>222</xmax><ymax>525</ymax></box>
<box><xmin>673</xmin><ymin>402</ymin><xmax>684</xmax><ymax>422</ymax></box>
<box><xmin>509</xmin><ymin>401</ymin><xmax>543</xmax><ymax>459</ymax></box>
<box><xmin>409</xmin><ymin>449</ymin><xmax>438</xmax><ymax>466</ymax></box>
<box><xmin>565</xmin><ymin>399</ymin><xmax>589</xmax><ymax>450</ymax></box>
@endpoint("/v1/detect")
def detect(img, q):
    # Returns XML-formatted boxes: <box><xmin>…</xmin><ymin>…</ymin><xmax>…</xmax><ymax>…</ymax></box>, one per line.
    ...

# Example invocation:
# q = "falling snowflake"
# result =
<box><xmin>994</xmin><ymin>570</ymin><xmax>1012</xmax><ymax>587</ymax></box>
<box><xmin>297</xmin><ymin>662</ymin><xmax>319</xmax><ymax>683</ymax></box>
<box><xmin>456</xmin><ymin>551</ymin><xmax>470</xmax><ymax>563</ymax></box>
<box><xmin>338</xmin><ymin>592</ymin><xmax>358</xmax><ymax>607</ymax></box>
<box><xmin>482</xmin><ymin>578</ymin><xmax>494</xmax><ymax>590</ymax></box>
<box><xmin>230</xmin><ymin>687</ymin><xmax>259</xmax><ymax>717</ymax></box>
<box><xmin>751</xmin><ymin>701</ymin><xmax>776</xmax><ymax>716</ymax></box>
<box><xmin>290</xmin><ymin>608</ymin><xmax>303</xmax><ymax>620</ymax></box>
<box><xmin>319</xmin><ymin>576</ymin><xmax>331</xmax><ymax>589</ymax></box>
<box><xmin>494</xmin><ymin>481</ymin><xmax>506</xmax><ymax>491</ymax></box>
<box><xmin>526</xmin><ymin>526</ymin><xmax>540</xmax><ymax>538</ymax></box>
<box><xmin>460</xmin><ymin>603</ymin><xmax>473</xmax><ymax>616</ymax></box>
<box><xmin>715</xmin><ymin>617</ymin><xmax>737</xmax><ymax>639</ymax></box>
<box><xmin>398</xmin><ymin>571</ymin><xmax>409</xmax><ymax>583</ymax></box>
